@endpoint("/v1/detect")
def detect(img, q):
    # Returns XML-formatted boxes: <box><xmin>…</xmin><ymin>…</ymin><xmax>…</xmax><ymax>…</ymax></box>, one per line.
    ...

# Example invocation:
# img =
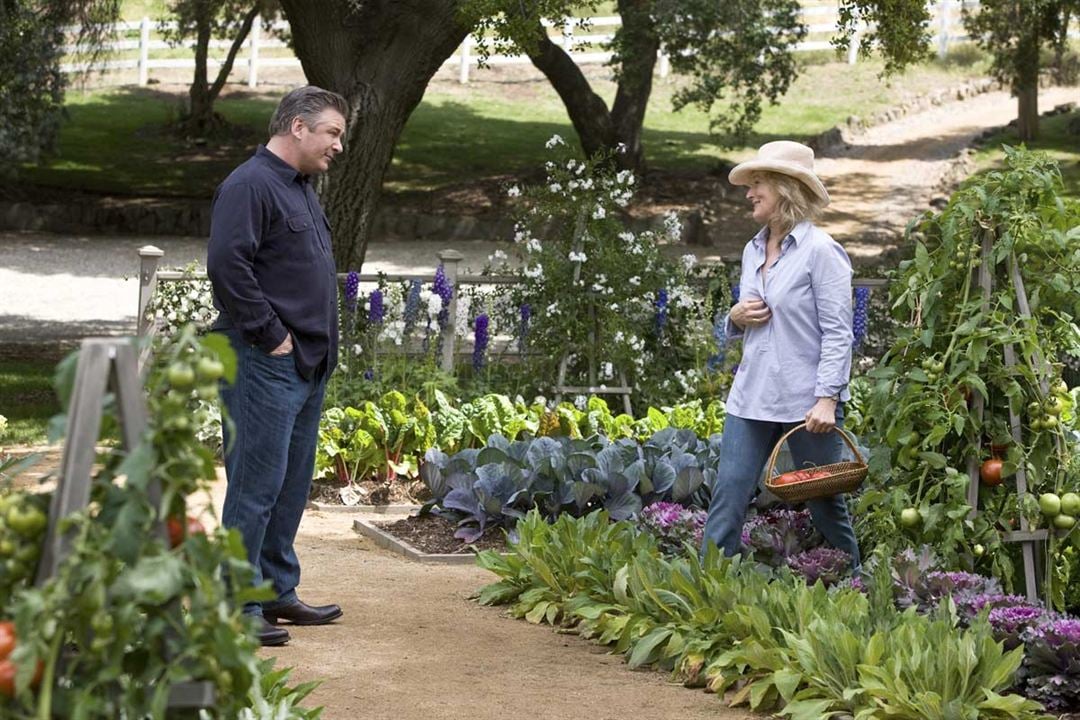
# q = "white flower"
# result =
<box><xmin>618</xmin><ymin>231</ymin><xmax>635</xmax><ymax>243</ymax></box>
<box><xmin>525</xmin><ymin>238</ymin><xmax>542</xmax><ymax>254</ymax></box>
<box><xmin>568</xmin><ymin>251</ymin><xmax>587</xmax><ymax>263</ymax></box>
<box><xmin>681</xmin><ymin>253</ymin><xmax>697</xmax><ymax>271</ymax></box>
<box><xmin>663</xmin><ymin>211</ymin><xmax>681</xmax><ymax>240</ymax></box>
<box><xmin>546</xmin><ymin>302</ymin><xmax>559</xmax><ymax>315</ymax></box>
<box><xmin>549</xmin><ymin>182</ymin><xmax>562</xmax><ymax>193</ymax></box>
<box><xmin>601</xmin><ymin>362</ymin><xmax>613</xmax><ymax>379</ymax></box>
<box><xmin>629</xmin><ymin>276</ymin><xmax>641</xmax><ymax>286</ymax></box>
<box><xmin>581</xmin><ymin>178</ymin><xmax>593</xmax><ymax>189</ymax></box>
<box><xmin>592</xmin><ymin>206</ymin><xmax>606</xmax><ymax>220</ymax></box>
<box><xmin>507</xmin><ymin>185</ymin><xmax>521</xmax><ymax>197</ymax></box>
<box><xmin>425</xmin><ymin>292</ymin><xmax>443</xmax><ymax>319</ymax></box>
<box><xmin>545</xmin><ymin>134</ymin><xmax>565</xmax><ymax>149</ymax></box>
<box><xmin>573</xmin><ymin>395</ymin><xmax>587</xmax><ymax>410</ymax></box>
<box><xmin>524</xmin><ymin>263</ymin><xmax>544</xmax><ymax>279</ymax></box>
<box><xmin>352</xmin><ymin>344</ymin><xmax>363</xmax><ymax>356</ymax></box>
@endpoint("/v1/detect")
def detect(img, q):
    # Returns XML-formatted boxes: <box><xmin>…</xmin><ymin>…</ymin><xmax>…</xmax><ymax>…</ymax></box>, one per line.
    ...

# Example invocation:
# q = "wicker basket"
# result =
<box><xmin>764</xmin><ymin>423</ymin><xmax>868</xmax><ymax>503</ymax></box>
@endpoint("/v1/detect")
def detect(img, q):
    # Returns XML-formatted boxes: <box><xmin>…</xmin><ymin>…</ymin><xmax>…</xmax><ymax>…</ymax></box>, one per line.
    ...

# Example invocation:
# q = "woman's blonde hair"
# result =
<box><xmin>752</xmin><ymin>170</ymin><xmax>827</xmax><ymax>233</ymax></box>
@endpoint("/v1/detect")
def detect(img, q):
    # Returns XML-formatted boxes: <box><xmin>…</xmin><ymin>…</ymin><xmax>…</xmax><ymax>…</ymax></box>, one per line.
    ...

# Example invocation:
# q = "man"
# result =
<box><xmin>207</xmin><ymin>85</ymin><xmax>347</xmax><ymax>647</ymax></box>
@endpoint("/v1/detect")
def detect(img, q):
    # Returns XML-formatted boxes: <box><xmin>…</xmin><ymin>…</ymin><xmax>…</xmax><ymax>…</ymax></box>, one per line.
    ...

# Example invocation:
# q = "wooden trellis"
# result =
<box><xmin>34</xmin><ymin>338</ymin><xmax>215</xmax><ymax>710</ymax></box>
<box><xmin>964</xmin><ymin>232</ymin><xmax>1057</xmax><ymax>602</ymax></box>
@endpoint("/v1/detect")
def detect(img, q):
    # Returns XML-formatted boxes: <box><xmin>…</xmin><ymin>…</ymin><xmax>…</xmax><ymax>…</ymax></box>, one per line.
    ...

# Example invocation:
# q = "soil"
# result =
<box><xmin>308</xmin><ymin>476</ymin><xmax>430</xmax><ymax>506</ymax></box>
<box><xmin>376</xmin><ymin>513</ymin><xmax>510</xmax><ymax>555</ymax></box>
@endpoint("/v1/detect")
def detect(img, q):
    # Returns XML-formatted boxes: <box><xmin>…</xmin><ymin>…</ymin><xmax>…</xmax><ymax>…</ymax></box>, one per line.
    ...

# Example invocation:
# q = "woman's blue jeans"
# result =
<box><xmin>701</xmin><ymin>407</ymin><xmax>860</xmax><ymax>565</ymax></box>
<box><xmin>220</xmin><ymin>331</ymin><xmax>327</xmax><ymax>615</ymax></box>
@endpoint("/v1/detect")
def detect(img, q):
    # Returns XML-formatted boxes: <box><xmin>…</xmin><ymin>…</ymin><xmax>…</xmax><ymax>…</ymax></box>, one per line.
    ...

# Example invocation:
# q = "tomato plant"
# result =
<box><xmin>1</xmin><ymin>327</ymin><xmax>322</xmax><ymax>718</ymax></box>
<box><xmin>856</xmin><ymin>148</ymin><xmax>1080</xmax><ymax>603</ymax></box>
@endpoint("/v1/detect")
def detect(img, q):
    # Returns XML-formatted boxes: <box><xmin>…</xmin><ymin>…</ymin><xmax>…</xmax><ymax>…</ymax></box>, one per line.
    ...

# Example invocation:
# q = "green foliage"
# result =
<box><xmin>478</xmin><ymin>511</ymin><xmax>1049</xmax><ymax>719</ymax></box>
<box><xmin>651</xmin><ymin>0</ymin><xmax>806</xmax><ymax>140</ymax></box>
<box><xmin>1</xmin><ymin>331</ymin><xmax>320</xmax><ymax>718</ymax></box>
<box><xmin>0</xmin><ymin>1</ymin><xmax>120</xmax><ymax>176</ymax></box>
<box><xmin>858</xmin><ymin>147</ymin><xmax>1080</xmax><ymax>597</ymax></box>
<box><xmin>833</xmin><ymin>0</ymin><xmax>934</xmax><ymax>75</ymax></box>
<box><xmin>961</xmin><ymin>0</ymin><xmax>1076</xmax><ymax>90</ymax></box>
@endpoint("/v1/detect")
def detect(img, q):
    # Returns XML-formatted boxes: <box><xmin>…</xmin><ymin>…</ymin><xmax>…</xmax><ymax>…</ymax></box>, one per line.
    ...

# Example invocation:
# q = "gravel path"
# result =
<box><xmin>1</xmin><ymin>85</ymin><xmax>1075</xmax><ymax>347</ymax></box>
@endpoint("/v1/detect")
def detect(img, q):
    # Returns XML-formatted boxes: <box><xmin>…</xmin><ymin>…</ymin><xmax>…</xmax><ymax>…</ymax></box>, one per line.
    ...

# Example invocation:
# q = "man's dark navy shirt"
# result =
<box><xmin>207</xmin><ymin>145</ymin><xmax>338</xmax><ymax>380</ymax></box>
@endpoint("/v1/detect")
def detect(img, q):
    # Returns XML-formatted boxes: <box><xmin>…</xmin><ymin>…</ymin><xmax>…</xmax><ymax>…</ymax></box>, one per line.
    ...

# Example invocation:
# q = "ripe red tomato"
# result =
<box><xmin>980</xmin><ymin>458</ymin><xmax>1004</xmax><ymax>487</ymax></box>
<box><xmin>0</xmin><ymin>623</ymin><xmax>14</xmax><ymax>661</ymax></box>
<box><xmin>0</xmin><ymin>660</ymin><xmax>14</xmax><ymax>698</ymax></box>
<box><xmin>166</xmin><ymin>515</ymin><xmax>207</xmax><ymax>548</ymax></box>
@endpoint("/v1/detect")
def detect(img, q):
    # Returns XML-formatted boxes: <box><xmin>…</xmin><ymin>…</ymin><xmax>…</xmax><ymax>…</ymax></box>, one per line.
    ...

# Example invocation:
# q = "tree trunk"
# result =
<box><xmin>279</xmin><ymin>0</ymin><xmax>469</xmax><ymax>270</ymax></box>
<box><xmin>1014</xmin><ymin>7</ymin><xmax>1040</xmax><ymax>141</ymax></box>
<box><xmin>525</xmin><ymin>7</ymin><xmax>657</xmax><ymax>173</ymax></box>
<box><xmin>187</xmin><ymin>9</ymin><xmax>213</xmax><ymax>134</ymax></box>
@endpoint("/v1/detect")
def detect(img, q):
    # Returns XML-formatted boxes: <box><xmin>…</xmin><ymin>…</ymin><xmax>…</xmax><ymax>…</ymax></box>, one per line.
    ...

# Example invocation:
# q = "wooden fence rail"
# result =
<box><xmin>136</xmin><ymin>245</ymin><xmax>888</xmax><ymax>374</ymax></box>
<box><xmin>58</xmin><ymin>1</ymin><xmax>1036</xmax><ymax>86</ymax></box>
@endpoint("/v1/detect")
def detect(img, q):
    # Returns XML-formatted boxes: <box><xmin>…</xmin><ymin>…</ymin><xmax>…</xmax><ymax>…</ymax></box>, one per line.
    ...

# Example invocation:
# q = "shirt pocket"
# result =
<box><xmin>284</xmin><ymin>212</ymin><xmax>316</xmax><ymax>259</ymax></box>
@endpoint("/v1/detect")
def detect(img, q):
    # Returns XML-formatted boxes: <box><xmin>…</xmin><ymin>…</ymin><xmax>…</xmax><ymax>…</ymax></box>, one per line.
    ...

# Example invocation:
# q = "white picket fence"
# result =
<box><xmin>59</xmin><ymin>0</ymin><xmax>1018</xmax><ymax>87</ymax></box>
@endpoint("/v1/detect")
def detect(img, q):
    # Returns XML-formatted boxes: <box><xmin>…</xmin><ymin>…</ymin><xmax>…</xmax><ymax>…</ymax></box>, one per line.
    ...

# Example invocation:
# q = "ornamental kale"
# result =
<box><xmin>788</xmin><ymin>546</ymin><xmax>852</xmax><ymax>587</ymax></box>
<box><xmin>1017</xmin><ymin>617</ymin><xmax>1080</xmax><ymax>711</ymax></box>
<box><xmin>639</xmin><ymin>501</ymin><xmax>705</xmax><ymax>555</ymax></box>
<box><xmin>740</xmin><ymin>508</ymin><xmax>822</xmax><ymax>567</ymax></box>
<box><xmin>988</xmin><ymin>604</ymin><xmax>1049</xmax><ymax>650</ymax></box>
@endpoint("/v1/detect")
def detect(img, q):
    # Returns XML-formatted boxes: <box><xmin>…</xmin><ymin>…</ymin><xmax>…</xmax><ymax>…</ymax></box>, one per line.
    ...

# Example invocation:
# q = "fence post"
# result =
<box><xmin>137</xmin><ymin>246</ymin><xmax>164</xmax><ymax>342</ymax></box>
<box><xmin>846</xmin><ymin>21</ymin><xmax>861</xmax><ymax>65</ymax></box>
<box><xmin>657</xmin><ymin>45</ymin><xmax>670</xmax><ymax>79</ymax></box>
<box><xmin>438</xmin><ymin>249</ymin><xmax>463</xmax><ymax>373</ymax></box>
<box><xmin>937</xmin><ymin>0</ymin><xmax>951</xmax><ymax>59</ymax></box>
<box><xmin>248</xmin><ymin>15</ymin><xmax>260</xmax><ymax>88</ymax></box>
<box><xmin>138</xmin><ymin>17</ymin><xmax>151</xmax><ymax>86</ymax></box>
<box><xmin>459</xmin><ymin>35</ymin><xmax>471</xmax><ymax>84</ymax></box>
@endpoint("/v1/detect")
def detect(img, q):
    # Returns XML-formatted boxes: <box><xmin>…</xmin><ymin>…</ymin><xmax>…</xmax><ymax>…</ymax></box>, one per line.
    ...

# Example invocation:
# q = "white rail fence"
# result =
<box><xmin>61</xmin><ymin>1</ymin><xmax>1025</xmax><ymax>87</ymax></box>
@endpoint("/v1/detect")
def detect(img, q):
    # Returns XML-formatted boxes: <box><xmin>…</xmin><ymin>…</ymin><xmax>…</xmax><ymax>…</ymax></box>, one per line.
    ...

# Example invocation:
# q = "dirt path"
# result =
<box><xmin>815</xmin><ymin>86</ymin><xmax>1078</xmax><ymax>260</ymax></box>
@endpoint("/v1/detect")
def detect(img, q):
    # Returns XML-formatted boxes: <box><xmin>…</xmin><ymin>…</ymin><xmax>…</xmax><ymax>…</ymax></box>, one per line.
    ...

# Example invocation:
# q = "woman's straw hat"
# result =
<box><xmin>728</xmin><ymin>140</ymin><xmax>830</xmax><ymax>206</ymax></box>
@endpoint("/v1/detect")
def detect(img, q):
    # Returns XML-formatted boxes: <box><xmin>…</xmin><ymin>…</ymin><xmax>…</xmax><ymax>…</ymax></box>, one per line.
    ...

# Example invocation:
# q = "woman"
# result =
<box><xmin>701</xmin><ymin>140</ymin><xmax>860</xmax><ymax>565</ymax></box>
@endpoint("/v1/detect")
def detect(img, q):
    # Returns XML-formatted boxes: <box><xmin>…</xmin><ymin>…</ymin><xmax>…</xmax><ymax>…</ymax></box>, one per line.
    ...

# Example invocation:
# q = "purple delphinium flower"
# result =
<box><xmin>655</xmin><ymin>288</ymin><xmax>669</xmax><ymax>334</ymax></box>
<box><xmin>363</xmin><ymin>368</ymin><xmax>374</xmax><ymax>381</ymax></box>
<box><xmin>344</xmin><ymin>270</ymin><xmax>360</xmax><ymax>312</ymax></box>
<box><xmin>368</xmin><ymin>289</ymin><xmax>385</xmax><ymax>325</ymax></box>
<box><xmin>788</xmin><ymin>547</ymin><xmax>852</xmax><ymax>587</ymax></box>
<box><xmin>472</xmin><ymin>314</ymin><xmax>490</xmax><ymax>371</ymax></box>
<box><xmin>403</xmin><ymin>279</ymin><xmax>422</xmax><ymax>334</ymax></box>
<box><xmin>731</xmin><ymin>284</ymin><xmax>741</xmax><ymax>303</ymax></box>
<box><xmin>433</xmin><ymin>264</ymin><xmax>453</xmax><ymax>329</ymax></box>
<box><xmin>518</xmin><ymin>303</ymin><xmax>532</xmax><ymax>352</ymax></box>
<box><xmin>852</xmin><ymin>286</ymin><xmax>870</xmax><ymax>350</ymax></box>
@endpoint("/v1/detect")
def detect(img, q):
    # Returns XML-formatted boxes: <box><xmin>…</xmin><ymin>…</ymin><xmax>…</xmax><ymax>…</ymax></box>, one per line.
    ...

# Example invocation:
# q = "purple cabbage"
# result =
<box><xmin>741</xmin><ymin>508</ymin><xmax>822</xmax><ymax>568</ymax></box>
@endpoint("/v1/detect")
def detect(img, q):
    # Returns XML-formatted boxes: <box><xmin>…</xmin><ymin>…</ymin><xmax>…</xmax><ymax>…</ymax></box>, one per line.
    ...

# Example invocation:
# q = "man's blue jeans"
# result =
<box><xmin>701</xmin><ymin>407</ymin><xmax>860</xmax><ymax>565</ymax></box>
<box><xmin>220</xmin><ymin>331</ymin><xmax>327</xmax><ymax>616</ymax></box>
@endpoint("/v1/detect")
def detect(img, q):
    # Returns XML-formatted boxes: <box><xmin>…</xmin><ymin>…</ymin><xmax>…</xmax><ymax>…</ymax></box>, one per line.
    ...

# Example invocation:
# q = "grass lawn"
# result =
<box><xmin>20</xmin><ymin>54</ymin><xmax>990</xmax><ymax>197</ymax></box>
<box><xmin>972</xmin><ymin>108</ymin><xmax>1080</xmax><ymax>200</ymax></box>
<box><xmin>0</xmin><ymin>359</ymin><xmax>60</xmax><ymax>448</ymax></box>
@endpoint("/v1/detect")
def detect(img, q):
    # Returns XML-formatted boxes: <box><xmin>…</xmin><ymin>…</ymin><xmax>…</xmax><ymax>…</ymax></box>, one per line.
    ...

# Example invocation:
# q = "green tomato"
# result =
<box><xmin>1039</xmin><ymin>493</ymin><xmax>1062</xmax><ymax>518</ymax></box>
<box><xmin>1053</xmin><ymin>514</ymin><xmax>1076</xmax><ymax>530</ymax></box>
<box><xmin>196</xmin><ymin>383</ymin><xmax>219</xmax><ymax>401</ymax></box>
<box><xmin>1043</xmin><ymin>415</ymin><xmax>1059</xmax><ymax>429</ymax></box>
<box><xmin>167</xmin><ymin>362</ymin><xmax>195</xmax><ymax>389</ymax></box>
<box><xmin>973</xmin><ymin>543</ymin><xmax>985</xmax><ymax>557</ymax></box>
<box><xmin>1031</xmin><ymin>418</ymin><xmax>1045</xmax><ymax>431</ymax></box>
<box><xmin>1053</xmin><ymin>380</ymin><xmax>1069</xmax><ymax>396</ymax></box>
<box><xmin>195</xmin><ymin>357</ymin><xmax>225</xmax><ymax>382</ymax></box>
<box><xmin>1027</xmin><ymin>401</ymin><xmax>1042</xmax><ymax>417</ymax></box>
<box><xmin>1060</xmin><ymin>493</ymin><xmax>1080</xmax><ymax>517</ymax></box>
<box><xmin>0</xmin><ymin>540</ymin><xmax>14</xmax><ymax>558</ymax></box>
<box><xmin>900</xmin><ymin>508</ymin><xmax>921</xmax><ymax>528</ymax></box>
<box><xmin>1044</xmin><ymin>398</ymin><xmax>1064</xmax><ymax>417</ymax></box>
<box><xmin>6</xmin><ymin>506</ymin><xmax>46</xmax><ymax>536</ymax></box>
<box><xmin>931</xmin><ymin>361</ymin><xmax>946</xmax><ymax>374</ymax></box>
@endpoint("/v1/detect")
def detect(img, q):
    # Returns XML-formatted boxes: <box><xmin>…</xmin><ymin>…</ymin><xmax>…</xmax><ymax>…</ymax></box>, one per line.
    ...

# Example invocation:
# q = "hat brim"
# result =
<box><xmin>729</xmin><ymin>159</ymin><xmax>830</xmax><ymax>206</ymax></box>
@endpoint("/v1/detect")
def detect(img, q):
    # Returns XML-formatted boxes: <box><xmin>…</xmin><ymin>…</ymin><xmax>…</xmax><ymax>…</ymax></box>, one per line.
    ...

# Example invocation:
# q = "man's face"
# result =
<box><xmin>295</xmin><ymin>109</ymin><xmax>346</xmax><ymax>175</ymax></box>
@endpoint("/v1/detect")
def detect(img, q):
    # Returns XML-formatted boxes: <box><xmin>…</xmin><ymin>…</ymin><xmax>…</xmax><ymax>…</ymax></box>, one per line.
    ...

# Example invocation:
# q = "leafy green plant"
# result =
<box><xmin>0</xmin><ymin>328</ymin><xmax>322</xmax><ymax>718</ymax></box>
<box><xmin>859</xmin><ymin>147</ymin><xmax>1080</xmax><ymax>599</ymax></box>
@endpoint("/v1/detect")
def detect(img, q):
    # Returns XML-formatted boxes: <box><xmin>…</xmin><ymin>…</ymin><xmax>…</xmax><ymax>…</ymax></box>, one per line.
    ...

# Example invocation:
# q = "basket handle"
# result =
<box><xmin>765</xmin><ymin>423</ymin><xmax>865</xmax><ymax>479</ymax></box>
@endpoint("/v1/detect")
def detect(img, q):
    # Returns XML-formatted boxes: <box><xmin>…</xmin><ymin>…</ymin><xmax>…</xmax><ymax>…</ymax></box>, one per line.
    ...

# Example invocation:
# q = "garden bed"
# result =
<box><xmin>353</xmin><ymin>512</ymin><xmax>510</xmax><ymax>564</ymax></box>
<box><xmin>307</xmin><ymin>476</ymin><xmax>430</xmax><ymax>508</ymax></box>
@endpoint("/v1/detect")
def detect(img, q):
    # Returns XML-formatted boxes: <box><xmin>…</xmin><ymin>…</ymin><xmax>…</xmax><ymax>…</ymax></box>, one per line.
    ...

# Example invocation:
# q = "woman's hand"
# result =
<box><xmin>805</xmin><ymin>397</ymin><xmax>838</xmax><ymax>433</ymax></box>
<box><xmin>730</xmin><ymin>299</ymin><xmax>772</xmax><ymax>329</ymax></box>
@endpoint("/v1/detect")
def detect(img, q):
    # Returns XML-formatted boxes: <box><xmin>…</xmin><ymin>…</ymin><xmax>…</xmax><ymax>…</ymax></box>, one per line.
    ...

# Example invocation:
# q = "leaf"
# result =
<box><xmin>628</xmin><ymin>627</ymin><xmax>672</xmax><ymax>668</ymax></box>
<box><xmin>114</xmin><ymin>554</ymin><xmax>186</xmax><ymax>604</ymax></box>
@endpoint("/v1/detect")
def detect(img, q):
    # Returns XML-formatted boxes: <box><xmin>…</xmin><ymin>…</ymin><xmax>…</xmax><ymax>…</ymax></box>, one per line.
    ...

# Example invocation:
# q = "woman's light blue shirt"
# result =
<box><xmin>723</xmin><ymin>220</ymin><xmax>853</xmax><ymax>422</ymax></box>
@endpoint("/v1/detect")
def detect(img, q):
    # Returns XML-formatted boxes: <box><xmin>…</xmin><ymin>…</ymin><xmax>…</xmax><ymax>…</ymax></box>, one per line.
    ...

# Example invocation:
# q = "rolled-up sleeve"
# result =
<box><xmin>811</xmin><ymin>241</ymin><xmax>853</xmax><ymax>398</ymax></box>
<box><xmin>206</xmin><ymin>183</ymin><xmax>288</xmax><ymax>353</ymax></box>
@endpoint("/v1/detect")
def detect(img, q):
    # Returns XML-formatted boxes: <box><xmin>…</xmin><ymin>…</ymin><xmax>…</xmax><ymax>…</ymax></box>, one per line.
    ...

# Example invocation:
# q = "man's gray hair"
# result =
<box><xmin>268</xmin><ymin>85</ymin><xmax>348</xmax><ymax>136</ymax></box>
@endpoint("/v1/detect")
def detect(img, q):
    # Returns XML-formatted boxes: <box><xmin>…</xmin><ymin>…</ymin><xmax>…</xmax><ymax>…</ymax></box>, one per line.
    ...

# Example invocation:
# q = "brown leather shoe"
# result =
<box><xmin>256</xmin><ymin>617</ymin><xmax>290</xmax><ymax>646</ymax></box>
<box><xmin>264</xmin><ymin>600</ymin><xmax>343</xmax><ymax>626</ymax></box>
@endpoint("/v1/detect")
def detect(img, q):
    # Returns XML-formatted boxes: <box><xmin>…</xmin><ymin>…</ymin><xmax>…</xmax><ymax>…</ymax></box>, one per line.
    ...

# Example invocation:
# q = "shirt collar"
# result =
<box><xmin>751</xmin><ymin>220</ymin><xmax>812</xmax><ymax>250</ymax></box>
<box><xmin>256</xmin><ymin>145</ymin><xmax>307</xmax><ymax>185</ymax></box>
